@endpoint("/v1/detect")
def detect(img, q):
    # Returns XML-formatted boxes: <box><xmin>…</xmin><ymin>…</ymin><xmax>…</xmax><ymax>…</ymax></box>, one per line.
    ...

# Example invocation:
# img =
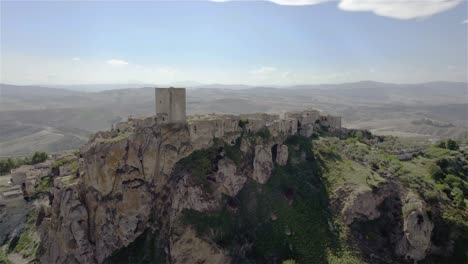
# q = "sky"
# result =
<box><xmin>1</xmin><ymin>0</ymin><xmax>467</xmax><ymax>86</ymax></box>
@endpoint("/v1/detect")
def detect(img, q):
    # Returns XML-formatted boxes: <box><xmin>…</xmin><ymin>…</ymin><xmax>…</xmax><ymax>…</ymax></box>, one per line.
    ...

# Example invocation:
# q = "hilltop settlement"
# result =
<box><xmin>1</xmin><ymin>88</ymin><xmax>466</xmax><ymax>264</ymax></box>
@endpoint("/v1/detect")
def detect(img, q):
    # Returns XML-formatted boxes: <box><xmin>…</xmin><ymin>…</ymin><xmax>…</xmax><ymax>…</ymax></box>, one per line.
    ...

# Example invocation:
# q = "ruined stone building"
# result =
<box><xmin>155</xmin><ymin>87</ymin><xmax>186</xmax><ymax>123</ymax></box>
<box><xmin>110</xmin><ymin>87</ymin><xmax>342</xmax><ymax>149</ymax></box>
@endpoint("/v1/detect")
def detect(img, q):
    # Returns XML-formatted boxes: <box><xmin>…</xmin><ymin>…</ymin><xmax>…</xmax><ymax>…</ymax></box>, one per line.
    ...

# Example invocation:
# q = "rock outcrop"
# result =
<box><xmin>337</xmin><ymin>183</ymin><xmax>434</xmax><ymax>262</ymax></box>
<box><xmin>171</xmin><ymin>176</ymin><xmax>220</xmax><ymax>214</ymax></box>
<box><xmin>275</xmin><ymin>144</ymin><xmax>288</xmax><ymax>166</ymax></box>
<box><xmin>170</xmin><ymin>227</ymin><xmax>229</xmax><ymax>264</ymax></box>
<box><xmin>252</xmin><ymin>145</ymin><xmax>273</xmax><ymax>184</ymax></box>
<box><xmin>38</xmin><ymin>123</ymin><xmax>194</xmax><ymax>263</ymax></box>
<box><xmin>396</xmin><ymin>193</ymin><xmax>433</xmax><ymax>261</ymax></box>
<box><xmin>215</xmin><ymin>159</ymin><xmax>247</xmax><ymax>197</ymax></box>
<box><xmin>341</xmin><ymin>186</ymin><xmax>387</xmax><ymax>225</ymax></box>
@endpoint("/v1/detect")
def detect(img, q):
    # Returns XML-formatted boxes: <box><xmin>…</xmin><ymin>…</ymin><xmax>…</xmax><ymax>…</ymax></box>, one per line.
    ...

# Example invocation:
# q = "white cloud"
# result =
<box><xmin>107</xmin><ymin>59</ymin><xmax>129</xmax><ymax>67</ymax></box>
<box><xmin>210</xmin><ymin>0</ymin><xmax>330</xmax><ymax>5</ymax></box>
<box><xmin>463</xmin><ymin>19</ymin><xmax>468</xmax><ymax>24</ymax></box>
<box><xmin>281</xmin><ymin>71</ymin><xmax>292</xmax><ymax>78</ymax></box>
<box><xmin>210</xmin><ymin>0</ymin><xmax>462</xmax><ymax>20</ymax></box>
<box><xmin>72</xmin><ymin>57</ymin><xmax>80</xmax><ymax>61</ymax></box>
<box><xmin>251</xmin><ymin>66</ymin><xmax>277</xmax><ymax>75</ymax></box>
<box><xmin>338</xmin><ymin>0</ymin><xmax>463</xmax><ymax>20</ymax></box>
<box><xmin>268</xmin><ymin>0</ymin><xmax>331</xmax><ymax>6</ymax></box>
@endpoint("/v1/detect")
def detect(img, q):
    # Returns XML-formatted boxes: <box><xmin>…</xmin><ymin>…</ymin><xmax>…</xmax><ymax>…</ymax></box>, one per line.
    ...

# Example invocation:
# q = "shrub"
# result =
<box><xmin>445</xmin><ymin>174</ymin><xmax>463</xmax><ymax>189</ymax></box>
<box><xmin>51</xmin><ymin>157</ymin><xmax>75</xmax><ymax>170</ymax></box>
<box><xmin>0</xmin><ymin>158</ymin><xmax>15</xmax><ymax>175</ymax></box>
<box><xmin>436</xmin><ymin>158</ymin><xmax>449</xmax><ymax>169</ymax></box>
<box><xmin>175</xmin><ymin>148</ymin><xmax>215</xmax><ymax>193</ymax></box>
<box><xmin>36</xmin><ymin>176</ymin><xmax>53</xmax><ymax>192</ymax></box>
<box><xmin>429</xmin><ymin>164</ymin><xmax>444</xmax><ymax>181</ymax></box>
<box><xmin>224</xmin><ymin>142</ymin><xmax>241</xmax><ymax>166</ymax></box>
<box><xmin>424</xmin><ymin>190</ymin><xmax>440</xmax><ymax>204</ymax></box>
<box><xmin>435</xmin><ymin>183</ymin><xmax>450</xmax><ymax>193</ymax></box>
<box><xmin>354</xmin><ymin>131</ymin><xmax>363</xmax><ymax>141</ymax></box>
<box><xmin>256</xmin><ymin>128</ymin><xmax>271</xmax><ymax>140</ymax></box>
<box><xmin>437</xmin><ymin>141</ymin><xmax>446</xmax><ymax>149</ymax></box>
<box><xmin>446</xmin><ymin>139</ymin><xmax>459</xmax><ymax>151</ymax></box>
<box><xmin>451</xmin><ymin>187</ymin><xmax>465</xmax><ymax>208</ymax></box>
<box><xmin>31</xmin><ymin>151</ymin><xmax>48</xmax><ymax>164</ymax></box>
<box><xmin>238</xmin><ymin>118</ymin><xmax>249</xmax><ymax>129</ymax></box>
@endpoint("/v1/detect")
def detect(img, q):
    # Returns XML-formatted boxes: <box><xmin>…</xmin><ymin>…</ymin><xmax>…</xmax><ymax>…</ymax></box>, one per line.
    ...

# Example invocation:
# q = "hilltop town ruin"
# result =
<box><xmin>108</xmin><ymin>87</ymin><xmax>341</xmax><ymax>148</ymax></box>
<box><xmin>5</xmin><ymin>87</ymin><xmax>341</xmax><ymax>200</ymax></box>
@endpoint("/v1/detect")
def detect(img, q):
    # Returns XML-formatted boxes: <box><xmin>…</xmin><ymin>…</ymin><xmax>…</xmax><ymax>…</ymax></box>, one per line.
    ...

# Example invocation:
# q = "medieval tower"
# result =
<box><xmin>155</xmin><ymin>87</ymin><xmax>186</xmax><ymax>123</ymax></box>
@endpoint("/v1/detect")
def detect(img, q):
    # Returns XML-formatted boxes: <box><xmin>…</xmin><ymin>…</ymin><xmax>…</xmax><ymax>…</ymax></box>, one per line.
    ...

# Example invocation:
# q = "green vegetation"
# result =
<box><xmin>255</xmin><ymin>127</ymin><xmax>271</xmax><ymax>141</ymax></box>
<box><xmin>223</xmin><ymin>138</ymin><xmax>242</xmax><ymax>166</ymax></box>
<box><xmin>0</xmin><ymin>247</ymin><xmax>11</xmax><ymax>264</ymax></box>
<box><xmin>34</xmin><ymin>176</ymin><xmax>54</xmax><ymax>195</ymax></box>
<box><xmin>238</xmin><ymin>118</ymin><xmax>249</xmax><ymax>130</ymax></box>
<box><xmin>51</xmin><ymin>157</ymin><xmax>76</xmax><ymax>170</ymax></box>
<box><xmin>9</xmin><ymin>210</ymin><xmax>39</xmax><ymax>259</ymax></box>
<box><xmin>0</xmin><ymin>151</ymin><xmax>49</xmax><ymax>175</ymax></box>
<box><xmin>313</xmin><ymin>135</ymin><xmax>467</xmax><ymax>262</ymax></box>
<box><xmin>31</xmin><ymin>151</ymin><xmax>48</xmax><ymax>164</ymax></box>
<box><xmin>182</xmin><ymin>134</ymin><xmax>364</xmax><ymax>263</ymax></box>
<box><xmin>438</xmin><ymin>138</ymin><xmax>460</xmax><ymax>151</ymax></box>
<box><xmin>104</xmin><ymin>132</ymin><xmax>132</xmax><ymax>143</ymax></box>
<box><xmin>174</xmin><ymin>147</ymin><xmax>216</xmax><ymax>193</ymax></box>
<box><xmin>0</xmin><ymin>158</ymin><xmax>15</xmax><ymax>175</ymax></box>
<box><xmin>354</xmin><ymin>131</ymin><xmax>363</xmax><ymax>141</ymax></box>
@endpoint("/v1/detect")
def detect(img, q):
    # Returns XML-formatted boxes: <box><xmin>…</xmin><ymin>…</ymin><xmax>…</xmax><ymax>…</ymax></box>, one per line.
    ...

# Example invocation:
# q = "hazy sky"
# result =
<box><xmin>1</xmin><ymin>0</ymin><xmax>467</xmax><ymax>86</ymax></box>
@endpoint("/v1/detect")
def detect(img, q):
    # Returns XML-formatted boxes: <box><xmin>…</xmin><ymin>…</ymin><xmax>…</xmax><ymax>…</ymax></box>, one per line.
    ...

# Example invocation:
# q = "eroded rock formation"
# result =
<box><xmin>336</xmin><ymin>183</ymin><xmax>434</xmax><ymax>262</ymax></box>
<box><xmin>397</xmin><ymin>193</ymin><xmax>434</xmax><ymax>261</ymax></box>
<box><xmin>38</xmin><ymin>123</ymin><xmax>195</xmax><ymax>263</ymax></box>
<box><xmin>275</xmin><ymin>144</ymin><xmax>289</xmax><ymax>166</ymax></box>
<box><xmin>252</xmin><ymin>145</ymin><xmax>273</xmax><ymax>184</ymax></box>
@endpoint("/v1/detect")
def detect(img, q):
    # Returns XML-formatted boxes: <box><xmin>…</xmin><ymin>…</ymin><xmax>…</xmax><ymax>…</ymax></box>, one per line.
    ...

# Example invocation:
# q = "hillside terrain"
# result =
<box><xmin>1</xmin><ymin>81</ymin><xmax>467</xmax><ymax>156</ymax></box>
<box><xmin>0</xmin><ymin>121</ymin><xmax>466</xmax><ymax>264</ymax></box>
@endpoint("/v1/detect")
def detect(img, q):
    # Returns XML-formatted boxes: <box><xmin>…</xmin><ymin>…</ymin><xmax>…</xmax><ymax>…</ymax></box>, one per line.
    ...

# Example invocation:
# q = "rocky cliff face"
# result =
<box><xmin>36</xmin><ymin>123</ymin><xmax>278</xmax><ymax>264</ymax></box>
<box><xmin>38</xmin><ymin>123</ymin><xmax>195</xmax><ymax>263</ymax></box>
<box><xmin>29</xmin><ymin>124</ymin><xmax>465</xmax><ymax>264</ymax></box>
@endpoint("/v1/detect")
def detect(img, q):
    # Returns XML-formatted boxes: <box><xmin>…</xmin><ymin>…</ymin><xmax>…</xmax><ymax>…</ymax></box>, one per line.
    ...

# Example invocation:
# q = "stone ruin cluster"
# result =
<box><xmin>102</xmin><ymin>88</ymin><xmax>342</xmax><ymax>149</ymax></box>
<box><xmin>109</xmin><ymin>114</ymin><xmax>341</xmax><ymax>152</ymax></box>
<box><xmin>2</xmin><ymin>152</ymin><xmax>78</xmax><ymax>200</ymax></box>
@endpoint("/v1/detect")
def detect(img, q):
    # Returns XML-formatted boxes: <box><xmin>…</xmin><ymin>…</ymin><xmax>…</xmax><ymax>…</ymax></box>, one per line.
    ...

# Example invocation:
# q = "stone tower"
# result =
<box><xmin>155</xmin><ymin>87</ymin><xmax>186</xmax><ymax>123</ymax></box>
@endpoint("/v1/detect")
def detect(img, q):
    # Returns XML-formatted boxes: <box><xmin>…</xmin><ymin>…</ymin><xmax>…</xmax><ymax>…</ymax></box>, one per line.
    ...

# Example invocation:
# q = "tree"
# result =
<box><xmin>0</xmin><ymin>160</ymin><xmax>12</xmax><ymax>175</ymax></box>
<box><xmin>446</xmin><ymin>139</ymin><xmax>459</xmax><ymax>151</ymax></box>
<box><xmin>31</xmin><ymin>151</ymin><xmax>48</xmax><ymax>164</ymax></box>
